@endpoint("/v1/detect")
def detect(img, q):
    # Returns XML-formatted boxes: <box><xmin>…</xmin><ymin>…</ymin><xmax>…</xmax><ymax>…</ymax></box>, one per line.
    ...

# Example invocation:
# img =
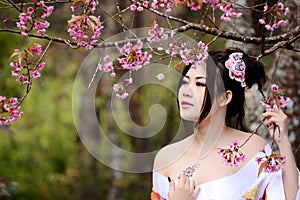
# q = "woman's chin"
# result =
<box><xmin>180</xmin><ymin>115</ymin><xmax>197</xmax><ymax>122</ymax></box>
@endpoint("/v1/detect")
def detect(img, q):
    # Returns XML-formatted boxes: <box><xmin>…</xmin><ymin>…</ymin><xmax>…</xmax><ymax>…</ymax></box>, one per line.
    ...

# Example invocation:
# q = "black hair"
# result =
<box><xmin>177</xmin><ymin>48</ymin><xmax>266</xmax><ymax>131</ymax></box>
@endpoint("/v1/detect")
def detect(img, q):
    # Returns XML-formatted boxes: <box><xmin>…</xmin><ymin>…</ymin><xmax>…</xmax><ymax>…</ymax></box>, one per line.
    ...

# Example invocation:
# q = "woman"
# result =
<box><xmin>151</xmin><ymin>48</ymin><xmax>299</xmax><ymax>200</ymax></box>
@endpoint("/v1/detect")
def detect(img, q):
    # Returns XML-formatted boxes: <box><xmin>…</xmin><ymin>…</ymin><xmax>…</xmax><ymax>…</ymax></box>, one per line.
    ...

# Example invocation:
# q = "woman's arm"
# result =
<box><xmin>262</xmin><ymin>105</ymin><xmax>299</xmax><ymax>200</ymax></box>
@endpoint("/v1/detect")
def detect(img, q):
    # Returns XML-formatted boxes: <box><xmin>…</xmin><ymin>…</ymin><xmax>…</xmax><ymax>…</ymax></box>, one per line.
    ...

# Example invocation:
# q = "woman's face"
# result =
<box><xmin>178</xmin><ymin>65</ymin><xmax>207</xmax><ymax>122</ymax></box>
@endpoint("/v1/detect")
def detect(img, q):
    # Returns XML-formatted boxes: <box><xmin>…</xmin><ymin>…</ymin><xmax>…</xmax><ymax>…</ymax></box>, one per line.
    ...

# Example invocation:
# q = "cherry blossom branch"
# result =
<box><xmin>257</xmin><ymin>33</ymin><xmax>300</xmax><ymax>59</ymax></box>
<box><xmin>129</xmin><ymin>0</ymin><xmax>299</xmax><ymax>51</ymax></box>
<box><xmin>176</xmin><ymin>24</ymin><xmax>300</xmax><ymax>45</ymax></box>
<box><xmin>0</xmin><ymin>28</ymin><xmax>77</xmax><ymax>47</ymax></box>
<box><xmin>6</xmin><ymin>0</ymin><xmax>22</xmax><ymax>12</ymax></box>
<box><xmin>239</xmin><ymin>119</ymin><xmax>266</xmax><ymax>148</ymax></box>
<box><xmin>17</xmin><ymin>39</ymin><xmax>53</xmax><ymax>106</ymax></box>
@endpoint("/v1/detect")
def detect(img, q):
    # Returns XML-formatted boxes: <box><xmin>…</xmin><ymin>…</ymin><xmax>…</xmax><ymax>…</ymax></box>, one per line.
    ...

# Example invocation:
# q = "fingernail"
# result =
<box><xmin>168</xmin><ymin>177</ymin><xmax>171</xmax><ymax>182</ymax></box>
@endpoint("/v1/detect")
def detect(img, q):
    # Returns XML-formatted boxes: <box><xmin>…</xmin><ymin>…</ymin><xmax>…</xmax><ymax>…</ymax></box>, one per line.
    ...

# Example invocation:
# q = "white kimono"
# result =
<box><xmin>152</xmin><ymin>145</ymin><xmax>300</xmax><ymax>200</ymax></box>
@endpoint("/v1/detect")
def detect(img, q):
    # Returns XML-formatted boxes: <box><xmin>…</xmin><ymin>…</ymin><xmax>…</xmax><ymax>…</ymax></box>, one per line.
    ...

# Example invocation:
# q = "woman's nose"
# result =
<box><xmin>182</xmin><ymin>86</ymin><xmax>193</xmax><ymax>97</ymax></box>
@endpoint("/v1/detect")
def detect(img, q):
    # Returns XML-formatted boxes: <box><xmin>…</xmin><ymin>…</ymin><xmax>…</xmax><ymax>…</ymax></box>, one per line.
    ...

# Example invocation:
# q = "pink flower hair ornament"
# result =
<box><xmin>225</xmin><ymin>52</ymin><xmax>247</xmax><ymax>88</ymax></box>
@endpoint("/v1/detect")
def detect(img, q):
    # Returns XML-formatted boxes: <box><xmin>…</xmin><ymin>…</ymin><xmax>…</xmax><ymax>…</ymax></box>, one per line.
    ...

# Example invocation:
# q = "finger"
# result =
<box><xmin>273</xmin><ymin>105</ymin><xmax>279</xmax><ymax>112</ymax></box>
<box><xmin>193</xmin><ymin>185</ymin><xmax>200</xmax><ymax>197</ymax></box>
<box><xmin>189</xmin><ymin>178</ymin><xmax>196</xmax><ymax>193</ymax></box>
<box><xmin>178</xmin><ymin>174</ymin><xmax>186</xmax><ymax>188</ymax></box>
<box><xmin>169</xmin><ymin>177</ymin><xmax>175</xmax><ymax>191</ymax></box>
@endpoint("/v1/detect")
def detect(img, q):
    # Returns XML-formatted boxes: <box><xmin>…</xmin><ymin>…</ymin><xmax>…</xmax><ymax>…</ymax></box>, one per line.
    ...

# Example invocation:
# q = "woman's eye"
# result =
<box><xmin>196</xmin><ymin>82</ymin><xmax>206</xmax><ymax>87</ymax></box>
<box><xmin>182</xmin><ymin>80</ymin><xmax>188</xmax><ymax>85</ymax></box>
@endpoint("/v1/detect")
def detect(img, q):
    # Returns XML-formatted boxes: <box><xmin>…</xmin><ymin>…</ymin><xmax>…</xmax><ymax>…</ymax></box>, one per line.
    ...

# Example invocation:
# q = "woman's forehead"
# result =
<box><xmin>186</xmin><ymin>65</ymin><xmax>206</xmax><ymax>78</ymax></box>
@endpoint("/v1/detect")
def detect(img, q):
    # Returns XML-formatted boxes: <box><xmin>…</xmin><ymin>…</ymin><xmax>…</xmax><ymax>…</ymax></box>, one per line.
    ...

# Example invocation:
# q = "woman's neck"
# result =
<box><xmin>192</xmin><ymin>114</ymin><xmax>227</xmax><ymax>159</ymax></box>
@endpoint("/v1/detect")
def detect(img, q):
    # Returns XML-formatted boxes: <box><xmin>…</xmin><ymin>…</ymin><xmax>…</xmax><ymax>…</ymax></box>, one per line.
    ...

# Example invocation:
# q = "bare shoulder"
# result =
<box><xmin>225</xmin><ymin>127</ymin><xmax>267</xmax><ymax>158</ymax></box>
<box><xmin>153</xmin><ymin>136</ymin><xmax>193</xmax><ymax>173</ymax></box>
<box><xmin>239</xmin><ymin>131</ymin><xmax>267</xmax><ymax>156</ymax></box>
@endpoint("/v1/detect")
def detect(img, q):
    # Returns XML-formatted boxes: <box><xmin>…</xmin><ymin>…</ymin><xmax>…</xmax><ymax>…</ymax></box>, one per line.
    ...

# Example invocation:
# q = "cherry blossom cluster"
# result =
<box><xmin>151</xmin><ymin>0</ymin><xmax>174</xmax><ymax>12</ymax></box>
<box><xmin>131</xmin><ymin>0</ymin><xmax>244</xmax><ymax>21</ymax></box>
<box><xmin>98</xmin><ymin>55</ymin><xmax>116</xmax><ymax>77</ymax></box>
<box><xmin>217</xmin><ymin>140</ymin><xmax>246</xmax><ymax>167</ymax></box>
<box><xmin>147</xmin><ymin>21</ymin><xmax>176</xmax><ymax>53</ymax></box>
<box><xmin>9</xmin><ymin>44</ymin><xmax>45</xmax><ymax>85</ymax></box>
<box><xmin>130</xmin><ymin>0</ymin><xmax>149</xmax><ymax>11</ymax></box>
<box><xmin>260</xmin><ymin>84</ymin><xmax>290</xmax><ymax>112</ymax></box>
<box><xmin>180</xmin><ymin>0</ymin><xmax>242</xmax><ymax>21</ymax></box>
<box><xmin>147</xmin><ymin>22</ymin><xmax>208</xmax><ymax>78</ymax></box>
<box><xmin>259</xmin><ymin>2</ymin><xmax>289</xmax><ymax>31</ymax></box>
<box><xmin>219</xmin><ymin>3</ymin><xmax>242</xmax><ymax>21</ymax></box>
<box><xmin>16</xmin><ymin>1</ymin><xmax>54</xmax><ymax>36</ymax></box>
<box><xmin>256</xmin><ymin>147</ymin><xmax>285</xmax><ymax>176</ymax></box>
<box><xmin>117</xmin><ymin>40</ymin><xmax>152</xmax><ymax>71</ymax></box>
<box><xmin>147</xmin><ymin>21</ymin><xmax>171</xmax><ymax>47</ymax></box>
<box><xmin>68</xmin><ymin>0</ymin><xmax>103</xmax><ymax>50</ymax></box>
<box><xmin>0</xmin><ymin>96</ymin><xmax>23</xmax><ymax>126</ymax></box>
<box><xmin>179</xmin><ymin>41</ymin><xmax>208</xmax><ymax>68</ymax></box>
<box><xmin>113</xmin><ymin>81</ymin><xmax>131</xmax><ymax>100</ymax></box>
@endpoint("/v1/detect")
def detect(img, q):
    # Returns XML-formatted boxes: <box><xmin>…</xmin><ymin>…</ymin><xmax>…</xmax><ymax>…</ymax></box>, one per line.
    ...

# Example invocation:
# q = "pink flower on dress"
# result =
<box><xmin>217</xmin><ymin>140</ymin><xmax>246</xmax><ymax>167</ymax></box>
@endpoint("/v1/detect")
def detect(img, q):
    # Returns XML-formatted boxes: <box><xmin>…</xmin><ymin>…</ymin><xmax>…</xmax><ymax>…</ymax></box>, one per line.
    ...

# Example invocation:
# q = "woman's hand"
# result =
<box><xmin>262</xmin><ymin>105</ymin><xmax>299</xmax><ymax>200</ymax></box>
<box><xmin>168</xmin><ymin>175</ymin><xmax>200</xmax><ymax>200</ymax></box>
<box><xmin>261</xmin><ymin>105</ymin><xmax>289</xmax><ymax>145</ymax></box>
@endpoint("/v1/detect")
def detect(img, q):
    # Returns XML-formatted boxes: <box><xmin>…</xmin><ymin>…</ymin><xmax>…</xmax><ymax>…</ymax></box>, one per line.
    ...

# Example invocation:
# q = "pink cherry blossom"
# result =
<box><xmin>11</xmin><ymin>71</ymin><xmax>19</xmax><ymax>77</ymax></box>
<box><xmin>263</xmin><ymin>4</ymin><xmax>268</xmax><ymax>12</ymax></box>
<box><xmin>260</xmin><ymin>84</ymin><xmax>290</xmax><ymax>112</ymax></box>
<box><xmin>0</xmin><ymin>96</ymin><xmax>6</xmax><ymax>102</ymax></box>
<box><xmin>284</xmin><ymin>7</ymin><xmax>289</xmax><ymax>15</ymax></box>
<box><xmin>256</xmin><ymin>147</ymin><xmax>285</xmax><ymax>176</ymax></box>
<box><xmin>277</xmin><ymin>3</ymin><xmax>284</xmax><ymax>10</ymax></box>
<box><xmin>32</xmin><ymin>70</ymin><xmax>41</xmax><ymax>79</ymax></box>
<box><xmin>147</xmin><ymin>22</ymin><xmax>170</xmax><ymax>46</ymax></box>
<box><xmin>16</xmin><ymin>2</ymin><xmax>54</xmax><ymax>36</ymax></box>
<box><xmin>259</xmin><ymin>2</ymin><xmax>289</xmax><ymax>31</ymax></box>
<box><xmin>27</xmin><ymin>7</ymin><xmax>34</xmax><ymax>14</ymax></box>
<box><xmin>130</xmin><ymin>3</ymin><xmax>137</xmax><ymax>11</ymax></box>
<box><xmin>259</xmin><ymin>19</ymin><xmax>266</xmax><ymax>25</ymax></box>
<box><xmin>265</xmin><ymin>24</ymin><xmax>273</xmax><ymax>31</ymax></box>
<box><xmin>151</xmin><ymin>0</ymin><xmax>174</xmax><ymax>12</ymax></box>
<box><xmin>156</xmin><ymin>73</ymin><xmax>165</xmax><ymax>80</ymax></box>
<box><xmin>271</xmin><ymin>84</ymin><xmax>279</xmax><ymax>91</ymax></box>
<box><xmin>38</xmin><ymin>62</ymin><xmax>46</xmax><ymax>71</ymax></box>
<box><xmin>217</xmin><ymin>140</ymin><xmax>246</xmax><ymax>167</ymax></box>
<box><xmin>117</xmin><ymin>40</ymin><xmax>152</xmax><ymax>71</ymax></box>
<box><xmin>0</xmin><ymin>97</ymin><xmax>23</xmax><ymax>126</ymax></box>
<box><xmin>9</xmin><ymin>98</ymin><xmax>18</xmax><ymax>105</ymax></box>
<box><xmin>33</xmin><ymin>44</ymin><xmax>42</xmax><ymax>55</ymax></box>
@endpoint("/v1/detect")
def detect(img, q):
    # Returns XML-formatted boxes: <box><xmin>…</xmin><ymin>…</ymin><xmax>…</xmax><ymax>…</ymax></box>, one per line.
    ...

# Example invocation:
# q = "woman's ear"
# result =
<box><xmin>219</xmin><ymin>90</ymin><xmax>232</xmax><ymax>107</ymax></box>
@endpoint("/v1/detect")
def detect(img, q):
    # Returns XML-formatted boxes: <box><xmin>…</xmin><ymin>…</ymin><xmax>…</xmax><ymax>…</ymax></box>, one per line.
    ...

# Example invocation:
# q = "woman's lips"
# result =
<box><xmin>181</xmin><ymin>101</ymin><xmax>193</xmax><ymax>108</ymax></box>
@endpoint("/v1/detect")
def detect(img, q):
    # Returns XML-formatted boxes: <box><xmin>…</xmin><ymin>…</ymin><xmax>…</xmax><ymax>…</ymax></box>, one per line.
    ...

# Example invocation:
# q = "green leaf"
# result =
<box><xmin>9</xmin><ymin>51</ymin><xmax>21</xmax><ymax>60</ymax></box>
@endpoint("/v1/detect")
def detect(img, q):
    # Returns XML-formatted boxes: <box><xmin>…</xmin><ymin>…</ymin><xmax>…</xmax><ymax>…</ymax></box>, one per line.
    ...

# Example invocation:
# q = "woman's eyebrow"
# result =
<box><xmin>184</xmin><ymin>75</ymin><xmax>206</xmax><ymax>79</ymax></box>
